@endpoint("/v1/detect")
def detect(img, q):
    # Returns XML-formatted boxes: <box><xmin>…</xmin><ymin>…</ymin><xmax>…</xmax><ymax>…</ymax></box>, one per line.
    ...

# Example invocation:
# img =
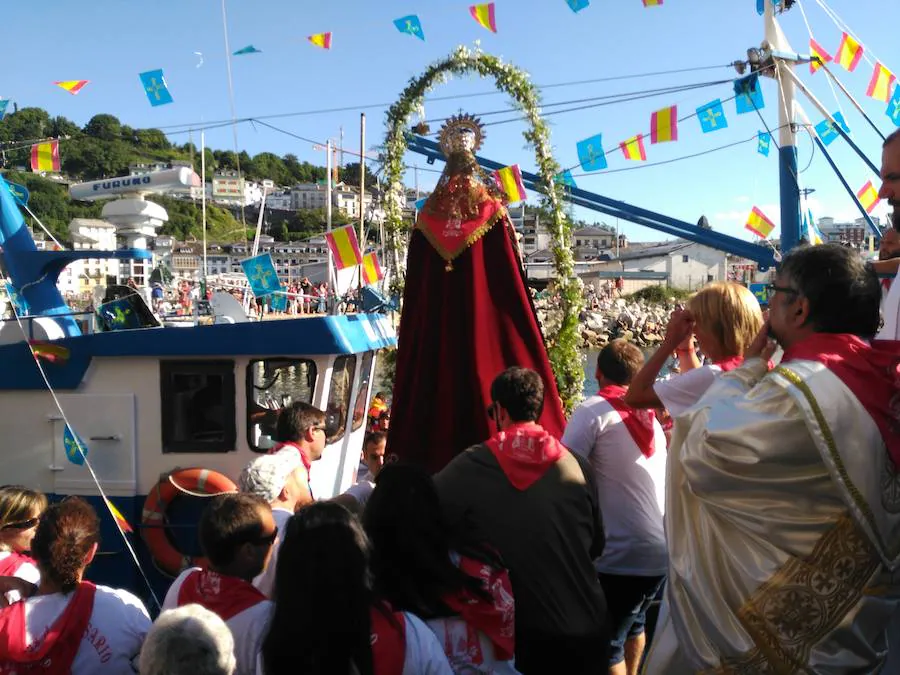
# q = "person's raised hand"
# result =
<box><xmin>663</xmin><ymin>307</ymin><xmax>695</xmax><ymax>349</ymax></box>
<box><xmin>746</xmin><ymin>319</ymin><xmax>777</xmax><ymax>363</ymax></box>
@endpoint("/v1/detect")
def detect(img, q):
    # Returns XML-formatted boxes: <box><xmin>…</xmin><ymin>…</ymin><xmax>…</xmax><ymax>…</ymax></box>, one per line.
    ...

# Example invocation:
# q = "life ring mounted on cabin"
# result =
<box><xmin>141</xmin><ymin>468</ymin><xmax>237</xmax><ymax>577</ymax></box>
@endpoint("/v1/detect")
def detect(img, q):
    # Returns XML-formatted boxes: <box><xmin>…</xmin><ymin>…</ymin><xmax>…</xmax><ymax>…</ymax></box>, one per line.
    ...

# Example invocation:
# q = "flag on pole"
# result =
<box><xmin>105</xmin><ymin>497</ymin><xmax>133</xmax><ymax>533</ymax></box>
<box><xmin>734</xmin><ymin>76</ymin><xmax>765</xmax><ymax>114</ymax></box>
<box><xmin>866</xmin><ymin>63</ymin><xmax>896</xmax><ymax>103</ymax></box>
<box><xmin>809</xmin><ymin>39</ymin><xmax>832</xmax><ymax>74</ymax></box>
<box><xmin>241</xmin><ymin>254</ymin><xmax>281</xmax><ymax>298</ymax></box>
<box><xmin>650</xmin><ymin>105</ymin><xmax>677</xmax><ymax>143</ymax></box>
<box><xmin>745</xmin><ymin>207</ymin><xmax>775</xmax><ymax>238</ymax></box>
<box><xmin>0</xmin><ymin>99</ymin><xmax>8</xmax><ymax>121</ymax></box>
<box><xmin>757</xmin><ymin>131</ymin><xmax>771</xmax><ymax>157</ymax></box>
<box><xmin>619</xmin><ymin>135</ymin><xmax>647</xmax><ymax>161</ymax></box>
<box><xmin>835</xmin><ymin>33</ymin><xmax>863</xmax><ymax>72</ymax></box>
<box><xmin>361</xmin><ymin>252</ymin><xmax>384</xmax><ymax>285</ymax></box>
<box><xmin>576</xmin><ymin>134</ymin><xmax>608</xmax><ymax>171</ymax></box>
<box><xmin>493</xmin><ymin>164</ymin><xmax>527</xmax><ymax>203</ymax></box>
<box><xmin>63</xmin><ymin>425</ymin><xmax>88</xmax><ymax>466</ymax></box>
<box><xmin>308</xmin><ymin>33</ymin><xmax>332</xmax><ymax>49</ymax></box>
<box><xmin>326</xmin><ymin>225</ymin><xmax>363</xmax><ymax>270</ymax></box>
<box><xmin>554</xmin><ymin>170</ymin><xmax>577</xmax><ymax>189</ymax></box>
<box><xmin>394</xmin><ymin>15</ymin><xmax>425</xmax><ymax>40</ymax></box>
<box><xmin>857</xmin><ymin>181</ymin><xmax>881</xmax><ymax>214</ymax></box>
<box><xmin>139</xmin><ymin>69</ymin><xmax>174</xmax><ymax>106</ymax></box>
<box><xmin>30</xmin><ymin>140</ymin><xmax>60</xmax><ymax>172</ymax></box>
<box><xmin>469</xmin><ymin>3</ymin><xmax>497</xmax><ymax>33</ymax></box>
<box><xmin>697</xmin><ymin>100</ymin><xmax>728</xmax><ymax>133</ymax></box>
<box><xmin>53</xmin><ymin>80</ymin><xmax>89</xmax><ymax>95</ymax></box>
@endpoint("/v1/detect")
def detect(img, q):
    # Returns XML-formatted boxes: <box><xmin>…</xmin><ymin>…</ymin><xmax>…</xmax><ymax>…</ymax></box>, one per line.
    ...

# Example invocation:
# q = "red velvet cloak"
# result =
<box><xmin>386</xmin><ymin>214</ymin><xmax>566</xmax><ymax>473</ymax></box>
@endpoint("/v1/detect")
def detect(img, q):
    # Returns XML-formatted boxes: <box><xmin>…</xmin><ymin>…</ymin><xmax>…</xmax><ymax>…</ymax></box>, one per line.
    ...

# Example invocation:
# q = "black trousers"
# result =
<box><xmin>515</xmin><ymin>628</ymin><xmax>610</xmax><ymax>675</ymax></box>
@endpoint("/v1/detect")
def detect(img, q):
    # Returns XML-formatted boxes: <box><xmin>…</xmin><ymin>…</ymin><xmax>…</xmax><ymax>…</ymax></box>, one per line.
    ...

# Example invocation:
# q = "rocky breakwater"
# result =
<box><xmin>536</xmin><ymin>296</ymin><xmax>679</xmax><ymax>350</ymax></box>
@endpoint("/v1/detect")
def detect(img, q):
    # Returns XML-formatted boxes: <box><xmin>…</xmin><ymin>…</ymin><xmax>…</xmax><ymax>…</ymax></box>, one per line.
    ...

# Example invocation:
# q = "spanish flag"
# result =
<box><xmin>650</xmin><ymin>106</ymin><xmax>677</xmax><ymax>144</ymax></box>
<box><xmin>620</xmin><ymin>135</ymin><xmax>647</xmax><ymax>161</ymax></box>
<box><xmin>53</xmin><ymin>80</ymin><xmax>89</xmax><ymax>95</ymax></box>
<box><xmin>866</xmin><ymin>63</ymin><xmax>896</xmax><ymax>103</ymax></box>
<box><xmin>745</xmin><ymin>207</ymin><xmax>775</xmax><ymax>238</ymax></box>
<box><xmin>104</xmin><ymin>497</ymin><xmax>133</xmax><ymax>534</ymax></box>
<box><xmin>836</xmin><ymin>33</ymin><xmax>863</xmax><ymax>72</ymax></box>
<box><xmin>29</xmin><ymin>341</ymin><xmax>70</xmax><ymax>365</ymax></box>
<box><xmin>308</xmin><ymin>32</ymin><xmax>332</xmax><ymax>49</ymax></box>
<box><xmin>30</xmin><ymin>140</ymin><xmax>60</xmax><ymax>173</ymax></box>
<box><xmin>643</xmin><ymin>0</ymin><xmax>663</xmax><ymax>5</ymax></box>
<box><xmin>493</xmin><ymin>164</ymin><xmax>527</xmax><ymax>203</ymax></box>
<box><xmin>857</xmin><ymin>181</ymin><xmax>881</xmax><ymax>214</ymax></box>
<box><xmin>326</xmin><ymin>225</ymin><xmax>363</xmax><ymax>270</ymax></box>
<box><xmin>469</xmin><ymin>3</ymin><xmax>497</xmax><ymax>33</ymax></box>
<box><xmin>361</xmin><ymin>252</ymin><xmax>383</xmax><ymax>286</ymax></box>
<box><xmin>809</xmin><ymin>39</ymin><xmax>832</xmax><ymax>74</ymax></box>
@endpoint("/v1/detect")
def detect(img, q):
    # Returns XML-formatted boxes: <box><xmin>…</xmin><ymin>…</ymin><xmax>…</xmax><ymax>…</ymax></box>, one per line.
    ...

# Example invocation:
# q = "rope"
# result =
<box><xmin>795</xmin><ymin>0</ymin><xmax>847</xmax><ymax>121</ymax></box>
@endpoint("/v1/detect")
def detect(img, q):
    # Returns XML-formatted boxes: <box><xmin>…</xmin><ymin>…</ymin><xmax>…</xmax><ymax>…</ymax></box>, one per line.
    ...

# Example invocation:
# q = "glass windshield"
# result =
<box><xmin>247</xmin><ymin>359</ymin><xmax>317</xmax><ymax>452</ymax></box>
<box><xmin>325</xmin><ymin>355</ymin><xmax>356</xmax><ymax>444</ymax></box>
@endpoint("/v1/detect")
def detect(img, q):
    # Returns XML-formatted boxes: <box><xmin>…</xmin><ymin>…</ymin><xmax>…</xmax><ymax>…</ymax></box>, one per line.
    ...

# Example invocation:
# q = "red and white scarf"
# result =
<box><xmin>270</xmin><ymin>442</ymin><xmax>313</xmax><ymax>498</ymax></box>
<box><xmin>598</xmin><ymin>385</ymin><xmax>657</xmax><ymax>458</ymax></box>
<box><xmin>177</xmin><ymin>570</ymin><xmax>268</xmax><ymax>621</ymax></box>
<box><xmin>0</xmin><ymin>552</ymin><xmax>34</xmax><ymax>579</ymax></box>
<box><xmin>713</xmin><ymin>355</ymin><xmax>744</xmax><ymax>372</ymax></box>
<box><xmin>485</xmin><ymin>423</ymin><xmax>564</xmax><ymax>490</ymax></box>
<box><xmin>442</xmin><ymin>555</ymin><xmax>515</xmax><ymax>663</ymax></box>
<box><xmin>0</xmin><ymin>582</ymin><xmax>97</xmax><ymax>673</ymax></box>
<box><xmin>782</xmin><ymin>333</ymin><xmax>900</xmax><ymax>467</ymax></box>
<box><xmin>370</xmin><ymin>604</ymin><xmax>406</xmax><ymax>675</ymax></box>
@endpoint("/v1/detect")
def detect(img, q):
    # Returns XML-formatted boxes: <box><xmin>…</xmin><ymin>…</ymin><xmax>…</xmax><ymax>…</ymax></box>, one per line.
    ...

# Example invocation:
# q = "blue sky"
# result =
<box><xmin>4</xmin><ymin>0</ymin><xmax>897</xmax><ymax>242</ymax></box>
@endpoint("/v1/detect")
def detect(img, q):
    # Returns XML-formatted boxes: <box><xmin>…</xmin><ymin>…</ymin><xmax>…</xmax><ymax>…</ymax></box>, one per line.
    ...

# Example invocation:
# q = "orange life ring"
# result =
<box><xmin>141</xmin><ymin>468</ymin><xmax>237</xmax><ymax>577</ymax></box>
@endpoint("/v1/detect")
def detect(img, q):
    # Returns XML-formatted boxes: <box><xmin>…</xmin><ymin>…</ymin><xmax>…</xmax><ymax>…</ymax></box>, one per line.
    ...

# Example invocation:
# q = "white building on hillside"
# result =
<box><xmin>599</xmin><ymin>241</ymin><xmax>726</xmax><ymax>290</ymax></box>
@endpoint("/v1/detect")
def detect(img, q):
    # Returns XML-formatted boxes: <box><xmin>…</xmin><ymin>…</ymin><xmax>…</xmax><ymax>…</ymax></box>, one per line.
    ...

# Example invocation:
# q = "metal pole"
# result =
<box><xmin>326</xmin><ymin>140</ymin><xmax>336</xmax><ymax>312</ymax></box>
<box><xmin>765</xmin><ymin>1</ymin><xmax>800</xmax><ymax>254</ymax></box>
<box><xmin>359</xmin><ymin>113</ymin><xmax>366</xmax><ymax>248</ymax></box>
<box><xmin>822</xmin><ymin>65</ymin><xmax>886</xmax><ymax>141</ymax></box>
<box><xmin>201</xmin><ymin>131</ymin><xmax>208</xmax><ymax>280</ymax></box>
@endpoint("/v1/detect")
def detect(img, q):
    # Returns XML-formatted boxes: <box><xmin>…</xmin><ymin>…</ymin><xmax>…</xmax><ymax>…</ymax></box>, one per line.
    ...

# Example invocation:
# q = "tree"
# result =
<box><xmin>84</xmin><ymin>114</ymin><xmax>122</xmax><ymax>141</ymax></box>
<box><xmin>0</xmin><ymin>108</ymin><xmax>52</xmax><ymax>143</ymax></box>
<box><xmin>134</xmin><ymin>128</ymin><xmax>170</xmax><ymax>150</ymax></box>
<box><xmin>340</xmin><ymin>162</ymin><xmax>379</xmax><ymax>190</ymax></box>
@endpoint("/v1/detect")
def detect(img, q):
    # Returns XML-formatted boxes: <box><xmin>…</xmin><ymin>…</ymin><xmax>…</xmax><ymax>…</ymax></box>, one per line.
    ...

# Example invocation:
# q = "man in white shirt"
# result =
<box><xmin>239</xmin><ymin>450</ymin><xmax>311</xmax><ymax>597</ymax></box>
<box><xmin>563</xmin><ymin>339</ymin><xmax>668</xmax><ymax>675</ymax></box>
<box><xmin>163</xmin><ymin>494</ymin><xmax>275</xmax><ymax>675</ymax></box>
<box><xmin>340</xmin><ymin>431</ymin><xmax>387</xmax><ymax>510</ymax></box>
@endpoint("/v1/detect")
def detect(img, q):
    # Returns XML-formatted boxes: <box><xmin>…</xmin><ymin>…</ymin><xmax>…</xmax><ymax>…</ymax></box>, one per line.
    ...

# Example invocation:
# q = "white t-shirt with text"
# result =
<box><xmin>164</xmin><ymin>568</ymin><xmax>272</xmax><ymax>675</ymax></box>
<box><xmin>21</xmin><ymin>584</ymin><xmax>150</xmax><ymax>674</ymax></box>
<box><xmin>563</xmin><ymin>395</ymin><xmax>668</xmax><ymax>576</ymax></box>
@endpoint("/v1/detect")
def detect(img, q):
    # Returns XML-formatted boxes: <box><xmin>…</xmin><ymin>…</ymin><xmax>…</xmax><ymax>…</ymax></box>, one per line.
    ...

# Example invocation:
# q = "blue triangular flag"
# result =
<box><xmin>139</xmin><ymin>69</ymin><xmax>173</xmax><ymax>107</ymax></box>
<box><xmin>63</xmin><ymin>425</ymin><xmax>88</xmax><ymax>466</ymax></box>
<box><xmin>393</xmin><ymin>15</ymin><xmax>425</xmax><ymax>40</ymax></box>
<box><xmin>5</xmin><ymin>282</ymin><xmax>28</xmax><ymax>316</ymax></box>
<box><xmin>0</xmin><ymin>99</ymin><xmax>8</xmax><ymax>121</ymax></box>
<box><xmin>566</xmin><ymin>0</ymin><xmax>590</xmax><ymax>12</ymax></box>
<box><xmin>697</xmin><ymin>100</ymin><xmax>728</xmax><ymax>133</ymax></box>
<box><xmin>576</xmin><ymin>134</ymin><xmax>608</xmax><ymax>172</ymax></box>
<box><xmin>233</xmin><ymin>45</ymin><xmax>262</xmax><ymax>55</ymax></box>
<box><xmin>734</xmin><ymin>76</ymin><xmax>765</xmax><ymax>115</ymax></box>
<box><xmin>414</xmin><ymin>197</ymin><xmax>428</xmax><ymax>210</ymax></box>
<box><xmin>757</xmin><ymin>131</ymin><xmax>771</xmax><ymax>157</ymax></box>
<box><xmin>887</xmin><ymin>86</ymin><xmax>900</xmax><ymax>128</ymax></box>
<box><xmin>814</xmin><ymin>112</ymin><xmax>850</xmax><ymax>146</ymax></box>
<box><xmin>757</xmin><ymin>0</ymin><xmax>765</xmax><ymax>14</ymax></box>
<box><xmin>554</xmin><ymin>170</ymin><xmax>577</xmax><ymax>189</ymax></box>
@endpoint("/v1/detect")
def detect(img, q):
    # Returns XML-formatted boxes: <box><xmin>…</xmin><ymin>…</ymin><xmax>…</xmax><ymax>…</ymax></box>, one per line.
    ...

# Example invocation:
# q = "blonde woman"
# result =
<box><xmin>624</xmin><ymin>282</ymin><xmax>764</xmax><ymax>417</ymax></box>
<box><xmin>0</xmin><ymin>486</ymin><xmax>47</xmax><ymax>603</ymax></box>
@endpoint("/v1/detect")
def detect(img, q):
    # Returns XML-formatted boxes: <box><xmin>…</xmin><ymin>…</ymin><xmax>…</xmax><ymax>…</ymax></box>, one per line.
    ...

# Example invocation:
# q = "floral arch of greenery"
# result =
<box><xmin>382</xmin><ymin>44</ymin><xmax>584</xmax><ymax>412</ymax></box>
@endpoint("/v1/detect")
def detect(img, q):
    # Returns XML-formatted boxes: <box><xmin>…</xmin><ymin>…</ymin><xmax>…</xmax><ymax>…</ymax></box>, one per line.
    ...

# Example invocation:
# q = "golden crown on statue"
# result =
<box><xmin>438</xmin><ymin>114</ymin><xmax>485</xmax><ymax>156</ymax></box>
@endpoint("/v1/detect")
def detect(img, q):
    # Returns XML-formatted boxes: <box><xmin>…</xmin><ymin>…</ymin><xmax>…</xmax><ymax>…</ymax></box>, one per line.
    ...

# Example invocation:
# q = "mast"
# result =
<box><xmin>763</xmin><ymin>1</ymin><xmax>801</xmax><ymax>253</ymax></box>
<box><xmin>359</xmin><ymin>113</ymin><xmax>366</xmax><ymax>249</ymax></box>
<box><xmin>326</xmin><ymin>139</ymin><xmax>335</xmax><ymax>312</ymax></box>
<box><xmin>201</xmin><ymin>131</ymin><xmax>208</xmax><ymax>281</ymax></box>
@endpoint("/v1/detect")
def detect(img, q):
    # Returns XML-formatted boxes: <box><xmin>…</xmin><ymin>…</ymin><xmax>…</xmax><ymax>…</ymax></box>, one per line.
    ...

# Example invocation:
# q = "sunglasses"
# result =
<box><xmin>2</xmin><ymin>517</ymin><xmax>40</xmax><ymax>530</ymax></box>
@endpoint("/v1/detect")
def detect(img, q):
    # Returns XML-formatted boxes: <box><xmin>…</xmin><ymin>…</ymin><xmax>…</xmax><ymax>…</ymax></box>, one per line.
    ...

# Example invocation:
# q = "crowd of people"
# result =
<box><xmin>0</xmin><ymin>132</ymin><xmax>897</xmax><ymax>675</ymax></box>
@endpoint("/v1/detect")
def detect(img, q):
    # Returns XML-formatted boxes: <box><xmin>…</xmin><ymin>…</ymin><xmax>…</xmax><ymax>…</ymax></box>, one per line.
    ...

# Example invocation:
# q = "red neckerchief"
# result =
<box><xmin>442</xmin><ymin>555</ymin><xmax>515</xmax><ymax>662</ymax></box>
<box><xmin>485</xmin><ymin>423</ymin><xmax>564</xmax><ymax>491</ymax></box>
<box><xmin>598</xmin><ymin>385</ymin><xmax>657</xmax><ymax>458</ymax></box>
<box><xmin>370</xmin><ymin>603</ymin><xmax>406</xmax><ymax>675</ymax></box>
<box><xmin>782</xmin><ymin>333</ymin><xmax>900</xmax><ymax>467</ymax></box>
<box><xmin>713</xmin><ymin>355</ymin><xmax>744</xmax><ymax>372</ymax></box>
<box><xmin>0</xmin><ymin>582</ymin><xmax>97</xmax><ymax>671</ymax></box>
<box><xmin>270</xmin><ymin>442</ymin><xmax>313</xmax><ymax>499</ymax></box>
<box><xmin>0</xmin><ymin>552</ymin><xmax>34</xmax><ymax>578</ymax></box>
<box><xmin>882</xmin><ymin>276</ymin><xmax>893</xmax><ymax>294</ymax></box>
<box><xmin>177</xmin><ymin>570</ymin><xmax>267</xmax><ymax>621</ymax></box>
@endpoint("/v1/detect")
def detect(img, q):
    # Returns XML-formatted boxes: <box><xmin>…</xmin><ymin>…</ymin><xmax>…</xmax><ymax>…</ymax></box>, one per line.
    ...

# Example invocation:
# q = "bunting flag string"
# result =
<box><xmin>835</xmin><ymin>32</ymin><xmax>863</xmax><ymax>72</ymax></box>
<box><xmin>53</xmin><ymin>80</ymin><xmax>89</xmax><ymax>95</ymax></box>
<box><xmin>308</xmin><ymin>32</ymin><xmax>332</xmax><ymax>49</ymax></box>
<box><xmin>576</xmin><ymin>134</ymin><xmax>608</xmax><ymax>171</ymax></box>
<box><xmin>394</xmin><ymin>15</ymin><xmax>425</xmax><ymax>40</ymax></box>
<box><xmin>697</xmin><ymin>99</ymin><xmax>728</xmax><ymax>133</ymax></box>
<box><xmin>814</xmin><ymin>112</ymin><xmax>850</xmax><ymax>146</ymax></box>
<box><xmin>0</xmin><ymin>99</ymin><xmax>8</xmax><ymax>121</ymax></box>
<box><xmin>139</xmin><ymin>69</ymin><xmax>173</xmax><ymax>107</ymax></box>
<box><xmin>650</xmin><ymin>105</ymin><xmax>677</xmax><ymax>144</ymax></box>
<box><xmin>888</xmin><ymin>86</ymin><xmax>900</xmax><ymax>128</ymax></box>
<box><xmin>469</xmin><ymin>3</ymin><xmax>497</xmax><ymax>33</ymax></box>
<box><xmin>734</xmin><ymin>76</ymin><xmax>765</xmax><ymax>115</ymax></box>
<box><xmin>233</xmin><ymin>45</ymin><xmax>262</xmax><ymax>55</ymax></box>
<box><xmin>865</xmin><ymin>63</ymin><xmax>896</xmax><ymax>103</ymax></box>
<box><xmin>361</xmin><ymin>252</ymin><xmax>384</xmax><ymax>286</ymax></box>
<box><xmin>565</xmin><ymin>0</ymin><xmax>590</xmax><ymax>12</ymax></box>
<box><xmin>857</xmin><ymin>181</ymin><xmax>881</xmax><ymax>214</ymax></box>
<box><xmin>493</xmin><ymin>164</ymin><xmax>527</xmax><ymax>203</ymax></box>
<box><xmin>326</xmin><ymin>225</ymin><xmax>363</xmax><ymax>270</ymax></box>
<box><xmin>757</xmin><ymin>131</ymin><xmax>771</xmax><ymax>157</ymax></box>
<box><xmin>642</xmin><ymin>0</ymin><xmax>663</xmax><ymax>6</ymax></box>
<box><xmin>620</xmin><ymin>135</ymin><xmax>647</xmax><ymax>161</ymax></box>
<box><xmin>809</xmin><ymin>39</ymin><xmax>832</xmax><ymax>74</ymax></box>
<box><xmin>30</xmin><ymin>140</ymin><xmax>61</xmax><ymax>173</ymax></box>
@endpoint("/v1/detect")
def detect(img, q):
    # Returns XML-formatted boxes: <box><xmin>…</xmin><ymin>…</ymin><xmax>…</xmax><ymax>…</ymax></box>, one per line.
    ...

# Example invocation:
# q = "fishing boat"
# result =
<box><xmin>0</xmin><ymin>167</ymin><xmax>395</xmax><ymax>605</ymax></box>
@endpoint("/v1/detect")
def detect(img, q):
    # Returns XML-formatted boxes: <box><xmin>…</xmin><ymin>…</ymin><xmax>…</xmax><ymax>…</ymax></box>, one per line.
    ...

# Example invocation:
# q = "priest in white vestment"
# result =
<box><xmin>873</xmin><ymin>131</ymin><xmax>900</xmax><ymax>340</ymax></box>
<box><xmin>644</xmin><ymin>244</ymin><xmax>900</xmax><ymax>674</ymax></box>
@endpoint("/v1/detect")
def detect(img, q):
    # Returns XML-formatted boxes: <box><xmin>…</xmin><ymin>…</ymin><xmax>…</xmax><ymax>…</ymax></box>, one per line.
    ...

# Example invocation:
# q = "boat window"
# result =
<box><xmin>325</xmin><ymin>355</ymin><xmax>356</xmax><ymax>445</ymax></box>
<box><xmin>351</xmin><ymin>352</ymin><xmax>374</xmax><ymax>432</ymax></box>
<box><xmin>160</xmin><ymin>361</ymin><xmax>236</xmax><ymax>453</ymax></box>
<box><xmin>246</xmin><ymin>359</ymin><xmax>317</xmax><ymax>453</ymax></box>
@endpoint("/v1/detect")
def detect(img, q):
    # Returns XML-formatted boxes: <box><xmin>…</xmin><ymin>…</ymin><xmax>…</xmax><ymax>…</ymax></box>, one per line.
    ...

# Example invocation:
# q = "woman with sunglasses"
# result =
<box><xmin>624</xmin><ymin>282</ymin><xmax>764</xmax><ymax>417</ymax></box>
<box><xmin>0</xmin><ymin>485</ymin><xmax>47</xmax><ymax>605</ymax></box>
<box><xmin>0</xmin><ymin>497</ymin><xmax>151</xmax><ymax>673</ymax></box>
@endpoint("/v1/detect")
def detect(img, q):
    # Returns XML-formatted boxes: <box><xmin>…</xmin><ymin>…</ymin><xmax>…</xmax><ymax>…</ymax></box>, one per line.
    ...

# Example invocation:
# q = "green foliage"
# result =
<box><xmin>625</xmin><ymin>285</ymin><xmax>692</xmax><ymax>304</ymax></box>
